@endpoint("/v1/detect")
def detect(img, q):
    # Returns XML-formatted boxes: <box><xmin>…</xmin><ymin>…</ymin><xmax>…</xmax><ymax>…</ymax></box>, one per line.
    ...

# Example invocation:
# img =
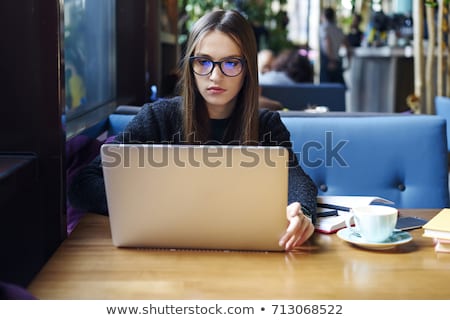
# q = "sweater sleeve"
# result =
<box><xmin>68</xmin><ymin>98</ymin><xmax>182</xmax><ymax>215</ymax></box>
<box><xmin>67</xmin><ymin>154</ymin><xmax>108</xmax><ymax>214</ymax></box>
<box><xmin>259</xmin><ymin>110</ymin><xmax>318</xmax><ymax>220</ymax></box>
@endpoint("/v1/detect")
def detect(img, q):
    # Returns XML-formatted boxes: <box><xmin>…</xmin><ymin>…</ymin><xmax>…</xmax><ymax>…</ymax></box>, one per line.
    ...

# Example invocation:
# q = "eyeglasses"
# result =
<box><xmin>189</xmin><ymin>56</ymin><xmax>245</xmax><ymax>77</ymax></box>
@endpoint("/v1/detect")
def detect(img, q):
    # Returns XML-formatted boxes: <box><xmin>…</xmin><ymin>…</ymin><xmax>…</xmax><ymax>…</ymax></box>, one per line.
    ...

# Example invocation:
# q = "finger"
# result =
<box><xmin>281</xmin><ymin>202</ymin><xmax>313</xmax><ymax>250</ymax></box>
<box><xmin>279</xmin><ymin>218</ymin><xmax>298</xmax><ymax>248</ymax></box>
<box><xmin>286</xmin><ymin>215</ymin><xmax>314</xmax><ymax>250</ymax></box>
<box><xmin>284</xmin><ymin>238</ymin><xmax>295</xmax><ymax>251</ymax></box>
<box><xmin>284</xmin><ymin>233</ymin><xmax>299</xmax><ymax>251</ymax></box>
<box><xmin>293</xmin><ymin>221</ymin><xmax>315</xmax><ymax>247</ymax></box>
<box><xmin>281</xmin><ymin>216</ymin><xmax>303</xmax><ymax>250</ymax></box>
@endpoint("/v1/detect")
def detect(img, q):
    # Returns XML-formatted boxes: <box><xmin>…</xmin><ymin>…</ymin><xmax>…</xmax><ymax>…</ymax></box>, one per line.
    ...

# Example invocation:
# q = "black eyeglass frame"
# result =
<box><xmin>189</xmin><ymin>56</ymin><xmax>246</xmax><ymax>77</ymax></box>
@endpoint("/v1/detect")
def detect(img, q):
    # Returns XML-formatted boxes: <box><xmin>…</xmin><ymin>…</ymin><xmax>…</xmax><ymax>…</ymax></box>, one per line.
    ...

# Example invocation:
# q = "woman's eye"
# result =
<box><xmin>198</xmin><ymin>59</ymin><xmax>211</xmax><ymax>66</ymax></box>
<box><xmin>224</xmin><ymin>60</ymin><xmax>238</xmax><ymax>67</ymax></box>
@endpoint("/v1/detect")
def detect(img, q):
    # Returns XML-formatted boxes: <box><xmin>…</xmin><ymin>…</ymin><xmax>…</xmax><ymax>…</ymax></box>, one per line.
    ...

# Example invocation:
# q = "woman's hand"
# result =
<box><xmin>279</xmin><ymin>202</ymin><xmax>314</xmax><ymax>251</ymax></box>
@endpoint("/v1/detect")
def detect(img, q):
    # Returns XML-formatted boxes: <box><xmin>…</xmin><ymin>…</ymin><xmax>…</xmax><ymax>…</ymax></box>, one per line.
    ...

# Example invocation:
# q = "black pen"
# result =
<box><xmin>317</xmin><ymin>209</ymin><xmax>339</xmax><ymax>217</ymax></box>
<box><xmin>317</xmin><ymin>203</ymin><xmax>351</xmax><ymax>212</ymax></box>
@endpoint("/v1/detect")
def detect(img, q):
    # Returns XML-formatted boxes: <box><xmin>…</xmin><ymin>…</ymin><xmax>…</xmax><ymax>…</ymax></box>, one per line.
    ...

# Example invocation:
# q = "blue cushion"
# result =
<box><xmin>281</xmin><ymin>114</ymin><xmax>449</xmax><ymax>208</ymax></box>
<box><xmin>107</xmin><ymin>114</ymin><xmax>135</xmax><ymax>136</ymax></box>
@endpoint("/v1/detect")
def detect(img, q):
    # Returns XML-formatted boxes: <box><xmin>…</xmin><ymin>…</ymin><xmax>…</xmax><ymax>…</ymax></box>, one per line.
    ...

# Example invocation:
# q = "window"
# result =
<box><xmin>64</xmin><ymin>0</ymin><xmax>116</xmax><ymax>136</ymax></box>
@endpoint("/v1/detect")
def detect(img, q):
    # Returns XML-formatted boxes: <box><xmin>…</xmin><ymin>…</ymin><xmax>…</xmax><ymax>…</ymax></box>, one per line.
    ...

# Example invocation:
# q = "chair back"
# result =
<box><xmin>281</xmin><ymin>114</ymin><xmax>449</xmax><ymax>208</ymax></box>
<box><xmin>103</xmin><ymin>110</ymin><xmax>450</xmax><ymax>208</ymax></box>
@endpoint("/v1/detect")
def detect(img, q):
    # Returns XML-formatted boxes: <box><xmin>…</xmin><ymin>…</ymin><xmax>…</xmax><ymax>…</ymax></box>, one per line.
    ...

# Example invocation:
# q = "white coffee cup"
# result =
<box><xmin>345</xmin><ymin>205</ymin><xmax>398</xmax><ymax>242</ymax></box>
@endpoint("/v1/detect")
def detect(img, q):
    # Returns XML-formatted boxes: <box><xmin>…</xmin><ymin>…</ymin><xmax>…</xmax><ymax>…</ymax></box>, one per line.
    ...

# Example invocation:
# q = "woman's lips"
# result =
<box><xmin>207</xmin><ymin>86</ymin><xmax>225</xmax><ymax>94</ymax></box>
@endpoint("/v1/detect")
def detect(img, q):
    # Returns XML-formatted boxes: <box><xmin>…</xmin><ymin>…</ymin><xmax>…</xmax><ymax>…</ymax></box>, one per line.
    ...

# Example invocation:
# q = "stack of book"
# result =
<box><xmin>422</xmin><ymin>209</ymin><xmax>450</xmax><ymax>253</ymax></box>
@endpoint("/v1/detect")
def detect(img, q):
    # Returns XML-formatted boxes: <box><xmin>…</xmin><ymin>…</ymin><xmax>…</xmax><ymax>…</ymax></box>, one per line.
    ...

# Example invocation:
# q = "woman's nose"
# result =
<box><xmin>209</xmin><ymin>65</ymin><xmax>223</xmax><ymax>80</ymax></box>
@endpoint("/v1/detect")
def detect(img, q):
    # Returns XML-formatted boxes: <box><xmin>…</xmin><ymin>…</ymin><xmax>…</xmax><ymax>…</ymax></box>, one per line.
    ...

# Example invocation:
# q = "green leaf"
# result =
<box><xmin>425</xmin><ymin>1</ymin><xmax>438</xmax><ymax>7</ymax></box>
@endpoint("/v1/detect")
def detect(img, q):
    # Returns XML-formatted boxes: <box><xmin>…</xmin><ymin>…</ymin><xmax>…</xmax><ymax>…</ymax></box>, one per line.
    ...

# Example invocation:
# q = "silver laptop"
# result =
<box><xmin>101</xmin><ymin>144</ymin><xmax>289</xmax><ymax>251</ymax></box>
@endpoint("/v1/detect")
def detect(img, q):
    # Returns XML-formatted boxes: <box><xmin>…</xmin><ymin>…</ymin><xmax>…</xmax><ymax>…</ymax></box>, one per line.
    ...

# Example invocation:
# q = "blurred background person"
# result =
<box><xmin>259</xmin><ymin>47</ymin><xmax>314</xmax><ymax>85</ymax></box>
<box><xmin>347</xmin><ymin>13</ymin><xmax>363</xmax><ymax>48</ymax></box>
<box><xmin>319</xmin><ymin>7</ymin><xmax>350</xmax><ymax>86</ymax></box>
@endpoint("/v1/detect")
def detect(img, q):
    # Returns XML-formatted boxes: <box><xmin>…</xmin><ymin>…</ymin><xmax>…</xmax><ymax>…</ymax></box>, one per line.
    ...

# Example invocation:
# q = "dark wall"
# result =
<box><xmin>0</xmin><ymin>0</ymin><xmax>178</xmax><ymax>287</ymax></box>
<box><xmin>0</xmin><ymin>0</ymin><xmax>66</xmax><ymax>286</ymax></box>
<box><xmin>116</xmin><ymin>0</ymin><xmax>148</xmax><ymax>105</ymax></box>
<box><xmin>116</xmin><ymin>0</ymin><xmax>178</xmax><ymax>104</ymax></box>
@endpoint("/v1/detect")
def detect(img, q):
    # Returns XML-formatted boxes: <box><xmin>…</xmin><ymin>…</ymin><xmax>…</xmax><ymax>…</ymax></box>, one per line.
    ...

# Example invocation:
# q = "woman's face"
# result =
<box><xmin>193</xmin><ymin>30</ymin><xmax>245</xmax><ymax>119</ymax></box>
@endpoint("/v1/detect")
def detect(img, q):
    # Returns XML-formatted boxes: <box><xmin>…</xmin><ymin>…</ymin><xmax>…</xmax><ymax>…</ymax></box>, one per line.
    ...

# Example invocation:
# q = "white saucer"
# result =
<box><xmin>336</xmin><ymin>228</ymin><xmax>413</xmax><ymax>250</ymax></box>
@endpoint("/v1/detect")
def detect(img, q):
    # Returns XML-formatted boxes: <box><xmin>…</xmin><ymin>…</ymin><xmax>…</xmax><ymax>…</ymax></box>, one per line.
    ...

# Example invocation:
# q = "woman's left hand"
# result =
<box><xmin>279</xmin><ymin>202</ymin><xmax>314</xmax><ymax>251</ymax></box>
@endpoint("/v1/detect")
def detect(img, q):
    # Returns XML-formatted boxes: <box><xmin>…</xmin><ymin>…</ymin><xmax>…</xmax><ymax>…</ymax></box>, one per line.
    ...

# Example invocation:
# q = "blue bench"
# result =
<box><xmin>280</xmin><ymin>113</ymin><xmax>449</xmax><ymax>209</ymax></box>
<box><xmin>100</xmin><ymin>111</ymin><xmax>449</xmax><ymax>209</ymax></box>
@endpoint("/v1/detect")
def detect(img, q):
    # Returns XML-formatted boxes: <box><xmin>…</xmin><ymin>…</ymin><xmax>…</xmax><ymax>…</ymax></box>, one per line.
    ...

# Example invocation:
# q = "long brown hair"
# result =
<box><xmin>179</xmin><ymin>9</ymin><xmax>259</xmax><ymax>145</ymax></box>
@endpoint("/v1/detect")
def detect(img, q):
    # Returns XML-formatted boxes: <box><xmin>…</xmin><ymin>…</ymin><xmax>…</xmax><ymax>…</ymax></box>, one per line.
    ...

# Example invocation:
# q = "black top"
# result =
<box><xmin>210</xmin><ymin>118</ymin><xmax>230</xmax><ymax>142</ymax></box>
<box><xmin>68</xmin><ymin>96</ymin><xmax>318</xmax><ymax>218</ymax></box>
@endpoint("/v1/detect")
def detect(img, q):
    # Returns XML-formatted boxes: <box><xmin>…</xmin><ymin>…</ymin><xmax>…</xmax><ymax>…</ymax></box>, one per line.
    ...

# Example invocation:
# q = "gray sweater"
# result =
<box><xmin>68</xmin><ymin>97</ymin><xmax>317</xmax><ymax>218</ymax></box>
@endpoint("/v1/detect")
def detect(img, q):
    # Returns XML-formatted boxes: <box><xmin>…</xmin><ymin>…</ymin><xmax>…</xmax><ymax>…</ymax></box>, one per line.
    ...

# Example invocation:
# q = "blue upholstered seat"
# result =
<box><xmin>107</xmin><ymin>114</ymin><xmax>136</xmax><ymax>136</ymax></box>
<box><xmin>103</xmin><ymin>111</ymin><xmax>449</xmax><ymax>209</ymax></box>
<box><xmin>281</xmin><ymin>114</ymin><xmax>449</xmax><ymax>209</ymax></box>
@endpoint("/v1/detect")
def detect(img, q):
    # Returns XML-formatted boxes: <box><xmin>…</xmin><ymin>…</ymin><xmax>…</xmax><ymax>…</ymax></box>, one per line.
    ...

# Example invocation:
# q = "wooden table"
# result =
<box><xmin>28</xmin><ymin>210</ymin><xmax>450</xmax><ymax>299</ymax></box>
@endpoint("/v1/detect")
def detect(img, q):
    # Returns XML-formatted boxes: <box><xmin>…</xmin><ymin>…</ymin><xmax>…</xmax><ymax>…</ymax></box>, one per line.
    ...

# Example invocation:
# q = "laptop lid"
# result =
<box><xmin>101</xmin><ymin>144</ymin><xmax>289</xmax><ymax>251</ymax></box>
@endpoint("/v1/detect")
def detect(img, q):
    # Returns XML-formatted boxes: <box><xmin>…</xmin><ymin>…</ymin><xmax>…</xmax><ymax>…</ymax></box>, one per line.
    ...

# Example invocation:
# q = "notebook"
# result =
<box><xmin>100</xmin><ymin>144</ymin><xmax>289</xmax><ymax>251</ymax></box>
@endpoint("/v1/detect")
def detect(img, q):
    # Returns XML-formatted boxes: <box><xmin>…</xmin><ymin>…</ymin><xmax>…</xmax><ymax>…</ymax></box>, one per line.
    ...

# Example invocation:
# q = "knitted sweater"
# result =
<box><xmin>68</xmin><ymin>97</ymin><xmax>317</xmax><ymax>217</ymax></box>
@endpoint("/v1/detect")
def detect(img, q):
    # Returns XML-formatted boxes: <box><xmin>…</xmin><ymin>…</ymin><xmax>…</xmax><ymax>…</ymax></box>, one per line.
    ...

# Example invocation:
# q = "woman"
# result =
<box><xmin>69</xmin><ymin>9</ymin><xmax>317</xmax><ymax>250</ymax></box>
<box><xmin>259</xmin><ymin>47</ymin><xmax>314</xmax><ymax>85</ymax></box>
